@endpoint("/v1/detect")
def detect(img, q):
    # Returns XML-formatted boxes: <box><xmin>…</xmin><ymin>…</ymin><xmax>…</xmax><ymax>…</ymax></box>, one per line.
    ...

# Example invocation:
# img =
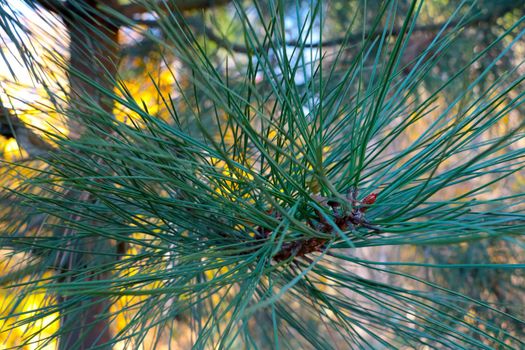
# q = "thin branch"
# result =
<box><xmin>1</xmin><ymin>102</ymin><xmax>54</xmax><ymax>159</ymax></box>
<box><xmin>168</xmin><ymin>3</ymin><xmax>524</xmax><ymax>54</ymax></box>
<box><xmin>120</xmin><ymin>0</ymin><xmax>231</xmax><ymax>17</ymax></box>
<box><xmin>33</xmin><ymin>0</ymin><xmax>67</xmax><ymax>14</ymax></box>
<box><xmin>10</xmin><ymin>124</ymin><xmax>55</xmax><ymax>158</ymax></box>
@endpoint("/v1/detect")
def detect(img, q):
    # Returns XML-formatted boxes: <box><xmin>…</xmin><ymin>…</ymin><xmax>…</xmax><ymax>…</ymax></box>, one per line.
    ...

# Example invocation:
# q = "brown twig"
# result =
<box><xmin>263</xmin><ymin>189</ymin><xmax>380</xmax><ymax>263</ymax></box>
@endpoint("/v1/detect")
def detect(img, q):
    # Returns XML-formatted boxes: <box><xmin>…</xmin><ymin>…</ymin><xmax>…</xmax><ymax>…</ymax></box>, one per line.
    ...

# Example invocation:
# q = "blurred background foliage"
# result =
<box><xmin>0</xmin><ymin>0</ymin><xmax>524</xmax><ymax>349</ymax></box>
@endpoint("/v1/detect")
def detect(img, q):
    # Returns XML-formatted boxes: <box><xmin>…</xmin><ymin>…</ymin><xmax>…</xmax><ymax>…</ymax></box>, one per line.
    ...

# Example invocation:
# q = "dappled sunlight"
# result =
<box><xmin>0</xmin><ymin>253</ymin><xmax>59</xmax><ymax>350</ymax></box>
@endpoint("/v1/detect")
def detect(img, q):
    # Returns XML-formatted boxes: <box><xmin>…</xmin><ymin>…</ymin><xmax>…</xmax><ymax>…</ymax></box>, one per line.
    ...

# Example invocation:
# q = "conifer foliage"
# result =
<box><xmin>0</xmin><ymin>0</ymin><xmax>524</xmax><ymax>348</ymax></box>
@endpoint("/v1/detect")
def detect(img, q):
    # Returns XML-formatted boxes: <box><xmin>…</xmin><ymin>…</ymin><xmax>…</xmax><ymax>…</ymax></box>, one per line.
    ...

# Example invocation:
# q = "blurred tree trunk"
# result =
<box><xmin>52</xmin><ymin>1</ymin><xmax>120</xmax><ymax>349</ymax></box>
<box><xmin>34</xmin><ymin>2</ymin><xmax>232</xmax><ymax>348</ymax></box>
<box><xmin>65</xmin><ymin>0</ymin><xmax>120</xmax><ymax>136</ymax></box>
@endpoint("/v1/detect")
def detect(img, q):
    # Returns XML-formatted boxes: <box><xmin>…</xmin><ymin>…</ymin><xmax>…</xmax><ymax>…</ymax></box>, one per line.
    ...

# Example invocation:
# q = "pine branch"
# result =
<box><xmin>32</xmin><ymin>0</ymin><xmax>67</xmax><ymax>14</ymax></box>
<box><xmin>178</xmin><ymin>3</ymin><xmax>524</xmax><ymax>54</ymax></box>
<box><xmin>2</xmin><ymin>0</ymin><xmax>524</xmax><ymax>348</ymax></box>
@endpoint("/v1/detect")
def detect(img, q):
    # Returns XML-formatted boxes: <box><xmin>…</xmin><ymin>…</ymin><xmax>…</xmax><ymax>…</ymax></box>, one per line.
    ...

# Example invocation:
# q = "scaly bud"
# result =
<box><xmin>359</xmin><ymin>193</ymin><xmax>377</xmax><ymax>213</ymax></box>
